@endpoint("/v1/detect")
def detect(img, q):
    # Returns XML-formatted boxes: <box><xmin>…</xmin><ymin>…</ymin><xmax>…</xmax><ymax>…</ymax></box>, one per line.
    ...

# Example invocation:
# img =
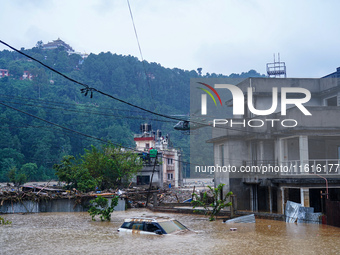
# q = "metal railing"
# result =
<box><xmin>166</xmin><ymin>165</ymin><xmax>175</xmax><ymax>171</ymax></box>
<box><xmin>243</xmin><ymin>160</ymin><xmax>278</xmax><ymax>166</ymax></box>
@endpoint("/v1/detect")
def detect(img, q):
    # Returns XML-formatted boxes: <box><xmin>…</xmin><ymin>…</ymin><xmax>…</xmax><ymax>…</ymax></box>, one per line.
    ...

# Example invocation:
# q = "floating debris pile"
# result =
<box><xmin>0</xmin><ymin>182</ymin><xmax>203</xmax><ymax>210</ymax></box>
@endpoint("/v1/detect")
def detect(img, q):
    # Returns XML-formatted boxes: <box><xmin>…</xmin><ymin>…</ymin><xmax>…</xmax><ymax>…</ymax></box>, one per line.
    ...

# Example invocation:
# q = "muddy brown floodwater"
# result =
<box><xmin>1</xmin><ymin>209</ymin><xmax>339</xmax><ymax>255</ymax></box>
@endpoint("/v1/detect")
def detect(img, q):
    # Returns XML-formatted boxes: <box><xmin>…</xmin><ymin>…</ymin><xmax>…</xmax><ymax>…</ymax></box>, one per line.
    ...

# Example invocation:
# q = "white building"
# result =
<box><xmin>132</xmin><ymin>124</ymin><xmax>182</xmax><ymax>188</ymax></box>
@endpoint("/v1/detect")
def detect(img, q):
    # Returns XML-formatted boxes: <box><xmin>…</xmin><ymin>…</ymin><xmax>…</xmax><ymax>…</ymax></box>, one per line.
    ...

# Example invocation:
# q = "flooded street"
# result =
<box><xmin>1</xmin><ymin>209</ymin><xmax>339</xmax><ymax>255</ymax></box>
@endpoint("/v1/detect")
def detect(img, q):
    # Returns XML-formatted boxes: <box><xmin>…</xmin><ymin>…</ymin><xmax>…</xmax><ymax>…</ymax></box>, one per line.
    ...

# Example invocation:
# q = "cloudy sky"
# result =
<box><xmin>1</xmin><ymin>0</ymin><xmax>339</xmax><ymax>78</ymax></box>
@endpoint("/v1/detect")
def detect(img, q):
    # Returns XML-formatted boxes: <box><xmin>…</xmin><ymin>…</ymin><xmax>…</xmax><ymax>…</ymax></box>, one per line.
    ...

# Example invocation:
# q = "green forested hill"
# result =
<box><xmin>0</xmin><ymin>43</ymin><xmax>264</xmax><ymax>182</ymax></box>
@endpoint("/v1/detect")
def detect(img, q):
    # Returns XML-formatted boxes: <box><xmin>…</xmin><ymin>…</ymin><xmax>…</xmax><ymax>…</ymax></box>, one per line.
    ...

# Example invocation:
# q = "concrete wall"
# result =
<box><xmin>132</xmin><ymin>158</ymin><xmax>163</xmax><ymax>187</ymax></box>
<box><xmin>237</xmin><ymin>78</ymin><xmax>321</xmax><ymax>93</ymax></box>
<box><xmin>287</xmin><ymin>137</ymin><xmax>300</xmax><ymax>161</ymax></box>
<box><xmin>262</xmin><ymin>140</ymin><xmax>275</xmax><ymax>162</ymax></box>
<box><xmin>309</xmin><ymin>138</ymin><xmax>340</xmax><ymax>159</ymax></box>
<box><xmin>0</xmin><ymin>197</ymin><xmax>125</xmax><ymax>214</ymax></box>
<box><xmin>275</xmin><ymin>106</ymin><xmax>340</xmax><ymax>131</ymax></box>
<box><xmin>230</xmin><ymin>178</ymin><xmax>251</xmax><ymax>210</ymax></box>
<box><xmin>213</xmin><ymin>139</ymin><xmax>249</xmax><ymax>196</ymax></box>
<box><xmin>320</xmin><ymin>77</ymin><xmax>339</xmax><ymax>91</ymax></box>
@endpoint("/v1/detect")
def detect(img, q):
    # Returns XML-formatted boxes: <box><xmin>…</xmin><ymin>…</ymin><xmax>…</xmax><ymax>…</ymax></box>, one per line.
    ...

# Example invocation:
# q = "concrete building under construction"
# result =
<box><xmin>208</xmin><ymin>70</ymin><xmax>340</xmax><ymax>219</ymax></box>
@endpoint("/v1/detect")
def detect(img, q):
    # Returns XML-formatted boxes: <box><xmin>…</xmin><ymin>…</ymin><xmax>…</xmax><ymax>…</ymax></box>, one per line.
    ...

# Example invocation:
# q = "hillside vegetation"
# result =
<box><xmin>0</xmin><ymin>41</ymin><xmax>265</xmax><ymax>182</ymax></box>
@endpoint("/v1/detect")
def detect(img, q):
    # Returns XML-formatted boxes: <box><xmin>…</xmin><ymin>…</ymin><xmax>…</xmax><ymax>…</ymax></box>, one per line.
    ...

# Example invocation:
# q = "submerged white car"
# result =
<box><xmin>117</xmin><ymin>216</ymin><xmax>189</xmax><ymax>235</ymax></box>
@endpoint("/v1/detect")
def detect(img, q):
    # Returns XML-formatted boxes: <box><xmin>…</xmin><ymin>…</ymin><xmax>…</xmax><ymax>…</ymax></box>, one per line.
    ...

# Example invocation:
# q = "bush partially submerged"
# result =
<box><xmin>88</xmin><ymin>196</ymin><xmax>119</xmax><ymax>221</ymax></box>
<box><xmin>0</xmin><ymin>216</ymin><xmax>12</xmax><ymax>225</ymax></box>
<box><xmin>191</xmin><ymin>183</ymin><xmax>232</xmax><ymax>221</ymax></box>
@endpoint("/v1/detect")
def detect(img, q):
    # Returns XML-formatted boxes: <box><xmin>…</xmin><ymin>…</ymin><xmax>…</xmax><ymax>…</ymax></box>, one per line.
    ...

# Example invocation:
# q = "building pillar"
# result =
<box><xmin>159</xmin><ymin>155</ymin><xmax>163</xmax><ymax>188</ymax></box>
<box><xmin>259</xmin><ymin>141</ymin><xmax>264</xmax><ymax>162</ymax></box>
<box><xmin>250</xmin><ymin>185</ymin><xmax>254</xmax><ymax>211</ymax></box>
<box><xmin>301</xmin><ymin>187</ymin><xmax>310</xmax><ymax>207</ymax></box>
<box><xmin>254</xmin><ymin>185</ymin><xmax>258</xmax><ymax>212</ymax></box>
<box><xmin>175</xmin><ymin>152</ymin><xmax>179</xmax><ymax>188</ymax></box>
<box><xmin>250</xmin><ymin>185</ymin><xmax>258</xmax><ymax>212</ymax></box>
<box><xmin>277</xmin><ymin>187</ymin><xmax>285</xmax><ymax>214</ymax></box>
<box><xmin>277</xmin><ymin>138</ymin><xmax>288</xmax><ymax>165</ymax></box>
<box><xmin>299</xmin><ymin>136</ymin><xmax>309</xmax><ymax>167</ymax></box>
<box><xmin>300</xmin><ymin>188</ymin><xmax>304</xmax><ymax>206</ymax></box>
<box><xmin>268</xmin><ymin>186</ymin><xmax>272</xmax><ymax>213</ymax></box>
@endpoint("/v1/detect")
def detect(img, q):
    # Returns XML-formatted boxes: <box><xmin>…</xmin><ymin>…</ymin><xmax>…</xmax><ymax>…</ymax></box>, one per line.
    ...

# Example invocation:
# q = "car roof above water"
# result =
<box><xmin>124</xmin><ymin>216</ymin><xmax>175</xmax><ymax>223</ymax></box>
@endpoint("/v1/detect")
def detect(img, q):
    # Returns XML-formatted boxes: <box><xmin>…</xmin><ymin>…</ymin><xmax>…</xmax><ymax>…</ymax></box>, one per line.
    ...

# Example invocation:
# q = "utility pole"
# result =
<box><xmin>146</xmin><ymin>148</ymin><xmax>158</xmax><ymax>207</ymax></box>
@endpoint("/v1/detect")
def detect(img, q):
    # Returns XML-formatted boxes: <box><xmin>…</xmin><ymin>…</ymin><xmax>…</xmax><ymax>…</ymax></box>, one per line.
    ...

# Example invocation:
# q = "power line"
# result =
<box><xmin>1</xmin><ymin>103</ymin><xmax>284</xmax><ymax>166</ymax></box>
<box><xmin>0</xmin><ymin>101</ymin><xmax>196</xmax><ymax>166</ymax></box>
<box><xmin>0</xmin><ymin>94</ymin><xmax>147</xmax><ymax>114</ymax></box>
<box><xmin>0</xmin><ymin>116</ymin><xmax>108</xmax><ymax>150</ymax></box>
<box><xmin>127</xmin><ymin>0</ymin><xmax>156</xmax><ymax>111</ymax></box>
<box><xmin>0</xmin><ymin>40</ymin><xmax>264</xmax><ymax>135</ymax></box>
<box><xmin>0</xmin><ymin>101</ymin><xmax>109</xmax><ymax>145</ymax></box>
<box><xmin>0</xmin><ymin>99</ymin><xmax>177</xmax><ymax>124</ymax></box>
<box><xmin>3</xmin><ymin>110</ymin><xmax>332</xmax><ymax>166</ymax></box>
<box><xmin>0</xmin><ymin>40</ymin><xmax>184</xmax><ymax>123</ymax></box>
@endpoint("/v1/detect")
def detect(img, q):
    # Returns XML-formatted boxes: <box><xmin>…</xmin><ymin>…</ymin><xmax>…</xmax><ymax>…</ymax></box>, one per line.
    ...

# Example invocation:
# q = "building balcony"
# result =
<box><xmin>139</xmin><ymin>164</ymin><xmax>160</xmax><ymax>172</ymax></box>
<box><xmin>167</xmin><ymin>165</ymin><xmax>175</xmax><ymax>171</ymax></box>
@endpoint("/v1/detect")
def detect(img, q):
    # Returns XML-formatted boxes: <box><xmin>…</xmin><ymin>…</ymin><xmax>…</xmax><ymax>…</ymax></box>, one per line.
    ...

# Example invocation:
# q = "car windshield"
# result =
<box><xmin>158</xmin><ymin>220</ymin><xmax>187</xmax><ymax>234</ymax></box>
<box><xmin>120</xmin><ymin>222</ymin><xmax>133</xmax><ymax>229</ymax></box>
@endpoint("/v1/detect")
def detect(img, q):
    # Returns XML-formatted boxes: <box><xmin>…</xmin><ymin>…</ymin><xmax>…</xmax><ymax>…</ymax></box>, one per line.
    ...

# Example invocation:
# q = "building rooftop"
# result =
<box><xmin>42</xmin><ymin>38</ymin><xmax>74</xmax><ymax>52</ymax></box>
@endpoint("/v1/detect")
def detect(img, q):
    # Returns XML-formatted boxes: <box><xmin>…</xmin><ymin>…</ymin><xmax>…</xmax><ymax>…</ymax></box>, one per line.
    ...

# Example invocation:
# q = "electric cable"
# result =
<box><xmin>0</xmin><ymin>94</ymin><xmax>147</xmax><ymax>114</ymax></box>
<box><xmin>0</xmin><ymin>40</ymin><xmax>184</xmax><ymax>122</ymax></box>
<box><xmin>0</xmin><ymin>40</ymin><xmax>264</xmax><ymax>135</ymax></box>
<box><xmin>0</xmin><ymin>99</ymin><xmax>177</xmax><ymax>123</ymax></box>
<box><xmin>0</xmin><ymin>102</ymin><xmax>208</xmax><ymax>167</ymax></box>
<box><xmin>127</xmin><ymin>0</ymin><xmax>157</xmax><ymax>111</ymax></box>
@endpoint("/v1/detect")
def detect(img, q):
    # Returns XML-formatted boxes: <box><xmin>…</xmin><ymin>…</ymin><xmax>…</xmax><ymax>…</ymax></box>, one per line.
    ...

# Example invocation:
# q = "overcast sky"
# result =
<box><xmin>1</xmin><ymin>0</ymin><xmax>340</xmax><ymax>78</ymax></box>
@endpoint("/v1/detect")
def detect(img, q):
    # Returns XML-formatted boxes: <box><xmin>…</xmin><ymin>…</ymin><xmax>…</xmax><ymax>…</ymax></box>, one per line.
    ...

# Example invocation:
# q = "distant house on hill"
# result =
<box><xmin>42</xmin><ymin>38</ymin><xmax>74</xmax><ymax>53</ymax></box>
<box><xmin>0</xmin><ymin>69</ymin><xmax>9</xmax><ymax>78</ymax></box>
<box><xmin>22</xmin><ymin>71</ymin><xmax>33</xmax><ymax>80</ymax></box>
<box><xmin>42</xmin><ymin>38</ymin><xmax>88</xmax><ymax>60</ymax></box>
<box><xmin>0</xmin><ymin>69</ymin><xmax>33</xmax><ymax>80</ymax></box>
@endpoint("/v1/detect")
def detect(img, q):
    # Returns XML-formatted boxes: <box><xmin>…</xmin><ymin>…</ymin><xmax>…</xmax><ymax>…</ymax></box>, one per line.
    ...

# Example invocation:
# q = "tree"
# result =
<box><xmin>8</xmin><ymin>62</ymin><xmax>24</xmax><ymax>79</ymax></box>
<box><xmin>88</xmin><ymin>195</ymin><xmax>119</xmax><ymax>221</ymax></box>
<box><xmin>21</xmin><ymin>163</ymin><xmax>38</xmax><ymax>181</ymax></box>
<box><xmin>54</xmin><ymin>144</ymin><xmax>142</xmax><ymax>191</ymax></box>
<box><xmin>80</xmin><ymin>144</ymin><xmax>142</xmax><ymax>189</ymax></box>
<box><xmin>0</xmin><ymin>149</ymin><xmax>25</xmax><ymax>182</ymax></box>
<box><xmin>7</xmin><ymin>166</ymin><xmax>27</xmax><ymax>186</ymax></box>
<box><xmin>30</xmin><ymin>67</ymin><xmax>48</xmax><ymax>95</ymax></box>
<box><xmin>7</xmin><ymin>167</ymin><xmax>18</xmax><ymax>184</ymax></box>
<box><xmin>191</xmin><ymin>184</ymin><xmax>233</xmax><ymax>221</ymax></box>
<box><xmin>53</xmin><ymin>155</ymin><xmax>98</xmax><ymax>192</ymax></box>
<box><xmin>36</xmin><ymin>41</ymin><xmax>43</xmax><ymax>49</ymax></box>
<box><xmin>16</xmin><ymin>173</ymin><xmax>28</xmax><ymax>186</ymax></box>
<box><xmin>0</xmin><ymin>45</ymin><xmax>265</xmax><ymax>183</ymax></box>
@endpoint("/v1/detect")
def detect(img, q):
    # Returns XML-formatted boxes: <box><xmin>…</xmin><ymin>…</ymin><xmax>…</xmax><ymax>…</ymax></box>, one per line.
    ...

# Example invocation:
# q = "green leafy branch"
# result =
<box><xmin>191</xmin><ymin>183</ymin><xmax>233</xmax><ymax>221</ymax></box>
<box><xmin>0</xmin><ymin>216</ymin><xmax>12</xmax><ymax>225</ymax></box>
<box><xmin>88</xmin><ymin>195</ymin><xmax>119</xmax><ymax>221</ymax></box>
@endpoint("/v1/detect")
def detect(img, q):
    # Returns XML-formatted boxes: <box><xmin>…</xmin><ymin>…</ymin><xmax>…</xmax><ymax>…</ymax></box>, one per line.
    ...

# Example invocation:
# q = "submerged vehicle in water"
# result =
<box><xmin>117</xmin><ymin>216</ymin><xmax>189</xmax><ymax>235</ymax></box>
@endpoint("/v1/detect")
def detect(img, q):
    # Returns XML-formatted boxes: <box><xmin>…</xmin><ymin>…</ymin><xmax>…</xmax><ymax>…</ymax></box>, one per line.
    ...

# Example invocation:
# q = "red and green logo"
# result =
<box><xmin>197</xmin><ymin>82</ymin><xmax>222</xmax><ymax>115</ymax></box>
